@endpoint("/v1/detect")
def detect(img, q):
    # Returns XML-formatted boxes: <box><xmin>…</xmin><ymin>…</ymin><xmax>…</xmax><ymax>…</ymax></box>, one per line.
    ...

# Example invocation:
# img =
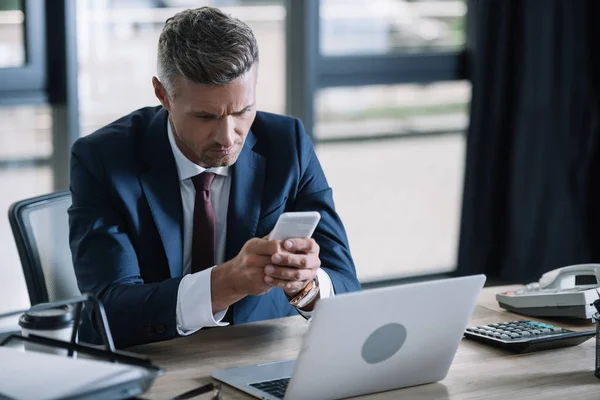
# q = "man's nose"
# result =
<box><xmin>214</xmin><ymin>116</ymin><xmax>236</xmax><ymax>148</ymax></box>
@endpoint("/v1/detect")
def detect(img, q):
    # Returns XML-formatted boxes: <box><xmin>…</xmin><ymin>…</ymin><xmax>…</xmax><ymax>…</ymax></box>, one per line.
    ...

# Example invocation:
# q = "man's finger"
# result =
<box><xmin>245</xmin><ymin>254</ymin><xmax>273</xmax><ymax>269</ymax></box>
<box><xmin>247</xmin><ymin>237</ymin><xmax>280</xmax><ymax>256</ymax></box>
<box><xmin>271</xmin><ymin>252</ymin><xmax>320</xmax><ymax>269</ymax></box>
<box><xmin>264</xmin><ymin>265</ymin><xmax>316</xmax><ymax>281</ymax></box>
<box><xmin>280</xmin><ymin>238</ymin><xmax>319</xmax><ymax>254</ymax></box>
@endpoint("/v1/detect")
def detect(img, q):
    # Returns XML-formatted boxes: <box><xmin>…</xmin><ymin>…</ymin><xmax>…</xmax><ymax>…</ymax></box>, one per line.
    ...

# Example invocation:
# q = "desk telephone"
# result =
<box><xmin>496</xmin><ymin>264</ymin><xmax>600</xmax><ymax>319</ymax></box>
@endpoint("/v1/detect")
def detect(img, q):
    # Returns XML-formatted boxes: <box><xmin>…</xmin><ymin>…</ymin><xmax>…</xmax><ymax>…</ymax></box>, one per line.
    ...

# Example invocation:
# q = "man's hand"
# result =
<box><xmin>210</xmin><ymin>237</ymin><xmax>279</xmax><ymax>313</ymax></box>
<box><xmin>263</xmin><ymin>238</ymin><xmax>321</xmax><ymax>297</ymax></box>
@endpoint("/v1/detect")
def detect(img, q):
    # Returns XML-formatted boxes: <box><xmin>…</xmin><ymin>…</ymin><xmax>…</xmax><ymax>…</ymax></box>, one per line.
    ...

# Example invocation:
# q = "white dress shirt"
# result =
<box><xmin>168</xmin><ymin>121</ymin><xmax>335</xmax><ymax>335</ymax></box>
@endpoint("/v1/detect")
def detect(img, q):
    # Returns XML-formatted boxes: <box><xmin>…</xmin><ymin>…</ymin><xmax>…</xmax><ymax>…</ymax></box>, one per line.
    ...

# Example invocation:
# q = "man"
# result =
<box><xmin>69</xmin><ymin>7</ymin><xmax>360</xmax><ymax>349</ymax></box>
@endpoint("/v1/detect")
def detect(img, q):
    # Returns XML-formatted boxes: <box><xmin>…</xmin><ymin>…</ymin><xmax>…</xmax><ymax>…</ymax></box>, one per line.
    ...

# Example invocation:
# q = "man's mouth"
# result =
<box><xmin>208</xmin><ymin>148</ymin><xmax>233</xmax><ymax>156</ymax></box>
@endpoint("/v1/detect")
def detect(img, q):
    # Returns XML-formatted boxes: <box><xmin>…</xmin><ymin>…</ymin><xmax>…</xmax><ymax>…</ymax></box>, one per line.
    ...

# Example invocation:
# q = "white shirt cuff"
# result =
<box><xmin>176</xmin><ymin>266</ymin><xmax>229</xmax><ymax>336</ymax></box>
<box><xmin>296</xmin><ymin>268</ymin><xmax>335</xmax><ymax>319</ymax></box>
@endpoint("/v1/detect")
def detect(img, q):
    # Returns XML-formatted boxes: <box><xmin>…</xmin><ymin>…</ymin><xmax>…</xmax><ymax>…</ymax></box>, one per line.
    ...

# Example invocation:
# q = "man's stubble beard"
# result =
<box><xmin>197</xmin><ymin>149</ymin><xmax>241</xmax><ymax>168</ymax></box>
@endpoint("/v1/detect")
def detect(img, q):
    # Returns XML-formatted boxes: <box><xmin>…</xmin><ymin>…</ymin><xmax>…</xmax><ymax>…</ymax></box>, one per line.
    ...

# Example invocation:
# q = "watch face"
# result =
<box><xmin>293</xmin><ymin>281</ymin><xmax>320</xmax><ymax>308</ymax></box>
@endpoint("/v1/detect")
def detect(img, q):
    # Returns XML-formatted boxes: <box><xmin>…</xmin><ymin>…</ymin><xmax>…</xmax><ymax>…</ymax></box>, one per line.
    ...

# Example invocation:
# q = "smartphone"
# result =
<box><xmin>268</xmin><ymin>211</ymin><xmax>321</xmax><ymax>241</ymax></box>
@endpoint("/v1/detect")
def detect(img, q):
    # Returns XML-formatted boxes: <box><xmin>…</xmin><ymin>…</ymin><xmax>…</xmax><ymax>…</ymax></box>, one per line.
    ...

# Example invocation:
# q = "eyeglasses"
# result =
<box><xmin>171</xmin><ymin>382</ymin><xmax>222</xmax><ymax>400</ymax></box>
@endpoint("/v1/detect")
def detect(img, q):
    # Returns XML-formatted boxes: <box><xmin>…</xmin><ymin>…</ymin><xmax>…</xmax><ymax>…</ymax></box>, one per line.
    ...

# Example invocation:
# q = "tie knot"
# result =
<box><xmin>191</xmin><ymin>172</ymin><xmax>216</xmax><ymax>192</ymax></box>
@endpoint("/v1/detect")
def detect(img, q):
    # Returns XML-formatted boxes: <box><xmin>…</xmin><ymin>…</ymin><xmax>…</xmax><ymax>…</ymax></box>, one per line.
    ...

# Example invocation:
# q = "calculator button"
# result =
<box><xmin>551</xmin><ymin>327</ymin><xmax>562</xmax><ymax>333</ymax></box>
<box><xmin>500</xmin><ymin>334</ymin><xmax>510</xmax><ymax>339</ymax></box>
<box><xmin>521</xmin><ymin>331</ymin><xmax>531</xmax><ymax>337</ymax></box>
<box><xmin>539</xmin><ymin>328</ymin><xmax>551</xmax><ymax>333</ymax></box>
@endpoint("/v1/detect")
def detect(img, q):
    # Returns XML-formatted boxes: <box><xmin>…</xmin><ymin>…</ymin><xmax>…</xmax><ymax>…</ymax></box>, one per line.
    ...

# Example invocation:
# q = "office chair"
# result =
<box><xmin>8</xmin><ymin>191</ymin><xmax>80</xmax><ymax>305</ymax></box>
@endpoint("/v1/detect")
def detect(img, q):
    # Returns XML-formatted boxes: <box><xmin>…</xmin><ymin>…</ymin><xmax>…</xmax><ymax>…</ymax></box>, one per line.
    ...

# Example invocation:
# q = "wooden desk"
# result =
<box><xmin>133</xmin><ymin>286</ymin><xmax>600</xmax><ymax>399</ymax></box>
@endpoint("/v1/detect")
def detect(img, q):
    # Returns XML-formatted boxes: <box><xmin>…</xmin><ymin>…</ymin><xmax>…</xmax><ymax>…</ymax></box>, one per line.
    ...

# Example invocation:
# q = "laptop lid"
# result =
<box><xmin>285</xmin><ymin>274</ymin><xmax>486</xmax><ymax>400</ymax></box>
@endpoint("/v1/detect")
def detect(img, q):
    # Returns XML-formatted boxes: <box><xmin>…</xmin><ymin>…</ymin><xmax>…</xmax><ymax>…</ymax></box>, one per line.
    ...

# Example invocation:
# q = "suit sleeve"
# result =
<box><xmin>291</xmin><ymin>119</ymin><xmax>361</xmax><ymax>294</ymax></box>
<box><xmin>68</xmin><ymin>138</ymin><xmax>183</xmax><ymax>348</ymax></box>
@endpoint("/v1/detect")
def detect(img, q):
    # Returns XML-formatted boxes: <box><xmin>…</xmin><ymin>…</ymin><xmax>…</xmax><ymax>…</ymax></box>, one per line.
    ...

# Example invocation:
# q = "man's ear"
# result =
<box><xmin>152</xmin><ymin>77</ymin><xmax>170</xmax><ymax>111</ymax></box>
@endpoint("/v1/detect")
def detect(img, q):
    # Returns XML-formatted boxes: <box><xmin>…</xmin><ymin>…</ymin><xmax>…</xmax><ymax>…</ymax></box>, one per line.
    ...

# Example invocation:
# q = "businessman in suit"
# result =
<box><xmin>68</xmin><ymin>7</ymin><xmax>360</xmax><ymax>349</ymax></box>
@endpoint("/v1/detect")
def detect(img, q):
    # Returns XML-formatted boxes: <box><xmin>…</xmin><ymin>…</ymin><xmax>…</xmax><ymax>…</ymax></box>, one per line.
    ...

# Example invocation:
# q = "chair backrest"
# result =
<box><xmin>8</xmin><ymin>191</ymin><xmax>80</xmax><ymax>305</ymax></box>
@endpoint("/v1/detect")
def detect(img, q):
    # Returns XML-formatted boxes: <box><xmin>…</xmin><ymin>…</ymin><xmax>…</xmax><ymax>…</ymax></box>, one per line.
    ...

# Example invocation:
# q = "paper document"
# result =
<box><xmin>0</xmin><ymin>347</ymin><xmax>147</xmax><ymax>400</ymax></box>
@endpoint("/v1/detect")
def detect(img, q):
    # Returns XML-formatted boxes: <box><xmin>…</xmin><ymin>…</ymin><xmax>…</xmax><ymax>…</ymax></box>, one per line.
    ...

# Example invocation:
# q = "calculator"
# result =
<box><xmin>464</xmin><ymin>320</ymin><xmax>596</xmax><ymax>353</ymax></box>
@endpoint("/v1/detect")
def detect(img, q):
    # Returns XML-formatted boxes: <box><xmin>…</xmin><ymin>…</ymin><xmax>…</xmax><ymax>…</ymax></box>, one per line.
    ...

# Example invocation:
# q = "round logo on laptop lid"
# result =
<box><xmin>361</xmin><ymin>323</ymin><xmax>407</xmax><ymax>364</ymax></box>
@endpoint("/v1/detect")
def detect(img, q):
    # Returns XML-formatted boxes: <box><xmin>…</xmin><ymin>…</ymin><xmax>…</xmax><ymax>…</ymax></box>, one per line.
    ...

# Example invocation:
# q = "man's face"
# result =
<box><xmin>153</xmin><ymin>67</ymin><xmax>257</xmax><ymax>168</ymax></box>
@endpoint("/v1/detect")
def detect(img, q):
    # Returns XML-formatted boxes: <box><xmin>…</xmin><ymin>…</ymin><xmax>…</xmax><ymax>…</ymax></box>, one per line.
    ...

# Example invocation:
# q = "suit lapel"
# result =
<box><xmin>225</xmin><ymin>131</ymin><xmax>266</xmax><ymax>261</ymax></box>
<box><xmin>139</xmin><ymin>108</ymin><xmax>184</xmax><ymax>278</ymax></box>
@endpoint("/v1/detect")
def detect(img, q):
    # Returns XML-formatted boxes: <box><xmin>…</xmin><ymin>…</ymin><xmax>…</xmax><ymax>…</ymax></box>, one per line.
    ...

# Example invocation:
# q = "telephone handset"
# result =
<box><xmin>527</xmin><ymin>263</ymin><xmax>600</xmax><ymax>291</ymax></box>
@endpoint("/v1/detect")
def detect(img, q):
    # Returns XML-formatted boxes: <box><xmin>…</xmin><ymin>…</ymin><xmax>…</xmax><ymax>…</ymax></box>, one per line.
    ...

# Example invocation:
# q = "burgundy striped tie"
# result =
<box><xmin>190</xmin><ymin>172</ymin><xmax>216</xmax><ymax>274</ymax></box>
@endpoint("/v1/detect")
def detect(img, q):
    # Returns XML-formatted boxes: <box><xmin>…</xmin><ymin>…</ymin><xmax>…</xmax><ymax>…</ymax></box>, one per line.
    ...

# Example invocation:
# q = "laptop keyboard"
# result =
<box><xmin>250</xmin><ymin>377</ymin><xmax>290</xmax><ymax>399</ymax></box>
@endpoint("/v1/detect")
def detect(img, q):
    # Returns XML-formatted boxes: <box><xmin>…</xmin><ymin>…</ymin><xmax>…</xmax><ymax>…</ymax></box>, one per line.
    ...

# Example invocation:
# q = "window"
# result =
<box><xmin>0</xmin><ymin>104</ymin><xmax>53</xmax><ymax>317</ymax></box>
<box><xmin>0</xmin><ymin>105</ymin><xmax>52</xmax><ymax>160</ymax></box>
<box><xmin>0</xmin><ymin>0</ymin><xmax>47</xmax><ymax>104</ymax></box>
<box><xmin>0</xmin><ymin>0</ymin><xmax>25</xmax><ymax>68</ymax></box>
<box><xmin>309</xmin><ymin>0</ymin><xmax>469</xmax><ymax>282</ymax></box>
<box><xmin>320</xmin><ymin>0</ymin><xmax>466</xmax><ymax>56</ymax></box>
<box><xmin>315</xmin><ymin>81</ymin><xmax>470</xmax><ymax>140</ymax></box>
<box><xmin>316</xmin><ymin>118</ymin><xmax>466</xmax><ymax>282</ymax></box>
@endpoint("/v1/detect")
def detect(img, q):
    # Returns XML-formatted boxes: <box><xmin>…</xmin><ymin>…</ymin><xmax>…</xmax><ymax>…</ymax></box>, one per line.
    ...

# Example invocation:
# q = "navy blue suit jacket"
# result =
<box><xmin>68</xmin><ymin>106</ymin><xmax>360</xmax><ymax>348</ymax></box>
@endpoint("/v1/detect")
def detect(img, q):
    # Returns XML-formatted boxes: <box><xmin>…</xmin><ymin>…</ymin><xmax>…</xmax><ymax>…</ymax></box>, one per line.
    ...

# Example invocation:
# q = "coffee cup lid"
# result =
<box><xmin>19</xmin><ymin>304</ymin><xmax>75</xmax><ymax>330</ymax></box>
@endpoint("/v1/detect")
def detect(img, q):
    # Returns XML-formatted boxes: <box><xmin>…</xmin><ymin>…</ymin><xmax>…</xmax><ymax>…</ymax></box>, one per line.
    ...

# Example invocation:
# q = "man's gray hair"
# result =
<box><xmin>157</xmin><ymin>7</ymin><xmax>259</xmax><ymax>94</ymax></box>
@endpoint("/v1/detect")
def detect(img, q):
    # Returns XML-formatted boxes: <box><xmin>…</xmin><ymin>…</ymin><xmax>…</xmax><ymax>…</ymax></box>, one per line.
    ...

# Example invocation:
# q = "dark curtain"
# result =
<box><xmin>457</xmin><ymin>0</ymin><xmax>600</xmax><ymax>283</ymax></box>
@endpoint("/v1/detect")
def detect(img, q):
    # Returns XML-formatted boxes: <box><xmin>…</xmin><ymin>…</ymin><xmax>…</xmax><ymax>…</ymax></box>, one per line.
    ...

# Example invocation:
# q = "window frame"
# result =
<box><xmin>0</xmin><ymin>0</ymin><xmax>47</xmax><ymax>105</ymax></box>
<box><xmin>286</xmin><ymin>0</ymin><xmax>467</xmax><ymax>139</ymax></box>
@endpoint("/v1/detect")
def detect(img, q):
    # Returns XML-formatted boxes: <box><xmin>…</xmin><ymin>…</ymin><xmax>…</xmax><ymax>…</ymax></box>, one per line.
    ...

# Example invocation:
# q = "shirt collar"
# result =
<box><xmin>167</xmin><ymin>119</ymin><xmax>229</xmax><ymax>181</ymax></box>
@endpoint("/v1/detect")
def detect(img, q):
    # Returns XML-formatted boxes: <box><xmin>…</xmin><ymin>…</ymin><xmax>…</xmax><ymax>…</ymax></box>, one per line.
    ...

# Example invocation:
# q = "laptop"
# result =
<box><xmin>213</xmin><ymin>274</ymin><xmax>486</xmax><ymax>400</ymax></box>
